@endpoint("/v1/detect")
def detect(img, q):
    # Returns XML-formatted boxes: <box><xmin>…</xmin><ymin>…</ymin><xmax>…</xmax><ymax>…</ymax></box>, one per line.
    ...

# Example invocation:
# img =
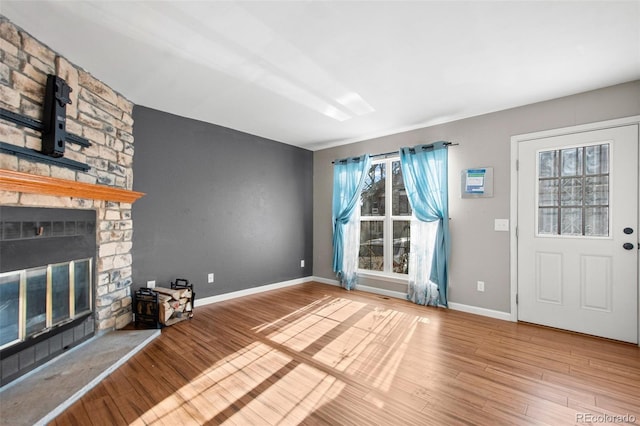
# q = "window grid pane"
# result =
<box><xmin>585</xmin><ymin>176</ymin><xmax>608</xmax><ymax>206</ymax></box>
<box><xmin>392</xmin><ymin>220</ymin><xmax>410</xmax><ymax>274</ymax></box>
<box><xmin>560</xmin><ymin>178</ymin><xmax>582</xmax><ymax>206</ymax></box>
<box><xmin>359</xmin><ymin>220</ymin><xmax>384</xmax><ymax>271</ymax></box>
<box><xmin>560</xmin><ymin>207</ymin><xmax>583</xmax><ymax>235</ymax></box>
<box><xmin>561</xmin><ymin>148</ymin><xmax>583</xmax><ymax>176</ymax></box>
<box><xmin>538</xmin><ymin>151</ymin><xmax>558</xmax><ymax>178</ymax></box>
<box><xmin>538</xmin><ymin>208</ymin><xmax>558</xmax><ymax>234</ymax></box>
<box><xmin>537</xmin><ymin>143</ymin><xmax>609</xmax><ymax>237</ymax></box>
<box><xmin>538</xmin><ymin>179</ymin><xmax>559</xmax><ymax>207</ymax></box>
<box><xmin>391</xmin><ymin>161</ymin><xmax>412</xmax><ymax>216</ymax></box>
<box><xmin>361</xmin><ymin>163</ymin><xmax>386</xmax><ymax>216</ymax></box>
<box><xmin>585</xmin><ymin>207</ymin><xmax>609</xmax><ymax>237</ymax></box>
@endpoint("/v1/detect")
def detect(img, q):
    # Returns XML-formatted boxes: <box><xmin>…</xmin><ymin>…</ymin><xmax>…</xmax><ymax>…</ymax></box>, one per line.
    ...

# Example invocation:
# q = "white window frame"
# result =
<box><xmin>358</xmin><ymin>156</ymin><xmax>411</xmax><ymax>279</ymax></box>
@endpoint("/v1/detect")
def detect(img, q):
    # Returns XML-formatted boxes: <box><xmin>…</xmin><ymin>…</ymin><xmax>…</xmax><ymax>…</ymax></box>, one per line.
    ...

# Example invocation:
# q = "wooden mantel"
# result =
<box><xmin>0</xmin><ymin>169</ymin><xmax>145</xmax><ymax>203</ymax></box>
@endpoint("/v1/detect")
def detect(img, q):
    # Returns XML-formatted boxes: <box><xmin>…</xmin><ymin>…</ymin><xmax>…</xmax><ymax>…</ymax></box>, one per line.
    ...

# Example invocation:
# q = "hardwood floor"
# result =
<box><xmin>53</xmin><ymin>282</ymin><xmax>640</xmax><ymax>425</ymax></box>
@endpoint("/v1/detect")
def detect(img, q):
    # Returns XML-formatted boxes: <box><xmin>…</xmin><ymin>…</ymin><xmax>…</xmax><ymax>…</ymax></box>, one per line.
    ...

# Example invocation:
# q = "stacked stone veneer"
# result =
<box><xmin>0</xmin><ymin>17</ymin><xmax>135</xmax><ymax>330</ymax></box>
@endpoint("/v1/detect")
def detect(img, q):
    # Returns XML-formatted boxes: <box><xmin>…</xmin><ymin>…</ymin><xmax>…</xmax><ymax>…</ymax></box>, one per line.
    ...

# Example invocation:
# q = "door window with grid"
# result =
<box><xmin>537</xmin><ymin>143</ymin><xmax>610</xmax><ymax>237</ymax></box>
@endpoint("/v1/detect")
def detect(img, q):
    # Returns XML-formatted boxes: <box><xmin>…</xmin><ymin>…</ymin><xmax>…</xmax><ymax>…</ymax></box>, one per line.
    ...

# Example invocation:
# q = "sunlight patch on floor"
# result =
<box><xmin>139</xmin><ymin>342</ymin><xmax>290</xmax><ymax>424</ymax></box>
<box><xmin>223</xmin><ymin>363</ymin><xmax>345</xmax><ymax>425</ymax></box>
<box><xmin>138</xmin><ymin>338</ymin><xmax>346</xmax><ymax>425</ymax></box>
<box><xmin>272</xmin><ymin>314</ymin><xmax>340</xmax><ymax>352</ymax></box>
<box><xmin>252</xmin><ymin>296</ymin><xmax>333</xmax><ymax>333</ymax></box>
<box><xmin>264</xmin><ymin>298</ymin><xmax>366</xmax><ymax>352</ymax></box>
<box><xmin>137</xmin><ymin>296</ymin><xmax>434</xmax><ymax>424</ymax></box>
<box><xmin>259</xmin><ymin>298</ymin><xmax>431</xmax><ymax>404</ymax></box>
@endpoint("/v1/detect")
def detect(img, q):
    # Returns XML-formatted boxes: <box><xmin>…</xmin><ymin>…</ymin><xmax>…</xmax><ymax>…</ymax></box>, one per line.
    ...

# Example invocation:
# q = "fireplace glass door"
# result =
<box><xmin>0</xmin><ymin>258</ymin><xmax>92</xmax><ymax>350</ymax></box>
<box><xmin>26</xmin><ymin>267</ymin><xmax>47</xmax><ymax>336</ymax></box>
<box><xmin>0</xmin><ymin>273</ymin><xmax>20</xmax><ymax>348</ymax></box>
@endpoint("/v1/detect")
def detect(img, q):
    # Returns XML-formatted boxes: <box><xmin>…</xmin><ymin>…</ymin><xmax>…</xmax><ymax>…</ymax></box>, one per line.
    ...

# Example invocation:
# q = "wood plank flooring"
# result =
<box><xmin>52</xmin><ymin>282</ymin><xmax>640</xmax><ymax>425</ymax></box>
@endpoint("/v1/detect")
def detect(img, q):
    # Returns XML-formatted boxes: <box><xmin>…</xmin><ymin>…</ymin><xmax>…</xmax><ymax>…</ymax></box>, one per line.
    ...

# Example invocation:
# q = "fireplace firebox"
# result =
<box><xmin>0</xmin><ymin>206</ymin><xmax>97</xmax><ymax>386</ymax></box>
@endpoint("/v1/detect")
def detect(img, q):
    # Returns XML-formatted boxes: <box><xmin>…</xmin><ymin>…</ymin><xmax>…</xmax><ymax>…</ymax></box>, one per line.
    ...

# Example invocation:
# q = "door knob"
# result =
<box><xmin>623</xmin><ymin>242</ymin><xmax>634</xmax><ymax>250</ymax></box>
<box><xmin>623</xmin><ymin>227</ymin><xmax>634</xmax><ymax>235</ymax></box>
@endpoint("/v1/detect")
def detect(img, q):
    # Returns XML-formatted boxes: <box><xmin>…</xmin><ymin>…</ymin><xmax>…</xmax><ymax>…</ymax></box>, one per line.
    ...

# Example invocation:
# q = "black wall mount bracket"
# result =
<box><xmin>0</xmin><ymin>74</ymin><xmax>91</xmax><ymax>171</ymax></box>
<box><xmin>42</xmin><ymin>74</ymin><xmax>72</xmax><ymax>157</ymax></box>
<box><xmin>0</xmin><ymin>142</ymin><xmax>90</xmax><ymax>171</ymax></box>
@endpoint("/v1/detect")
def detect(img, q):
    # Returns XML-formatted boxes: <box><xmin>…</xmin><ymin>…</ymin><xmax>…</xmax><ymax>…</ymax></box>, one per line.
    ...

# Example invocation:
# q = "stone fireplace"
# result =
<box><xmin>0</xmin><ymin>17</ymin><xmax>143</xmax><ymax>385</ymax></box>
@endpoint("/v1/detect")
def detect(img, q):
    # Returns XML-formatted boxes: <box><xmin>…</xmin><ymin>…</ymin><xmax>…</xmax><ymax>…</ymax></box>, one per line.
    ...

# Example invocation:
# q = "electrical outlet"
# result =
<box><xmin>300</xmin><ymin>259</ymin><xmax>305</xmax><ymax>268</ymax></box>
<box><xmin>208</xmin><ymin>273</ymin><xmax>214</xmax><ymax>283</ymax></box>
<box><xmin>477</xmin><ymin>281</ymin><xmax>485</xmax><ymax>292</ymax></box>
<box><xmin>147</xmin><ymin>280</ymin><xmax>156</xmax><ymax>289</ymax></box>
<box><xmin>494</xmin><ymin>219</ymin><xmax>509</xmax><ymax>232</ymax></box>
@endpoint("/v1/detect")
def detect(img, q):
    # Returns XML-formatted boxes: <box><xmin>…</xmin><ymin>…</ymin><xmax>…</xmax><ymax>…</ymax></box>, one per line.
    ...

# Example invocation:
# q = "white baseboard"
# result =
<box><xmin>194</xmin><ymin>276</ymin><xmax>315</xmax><ymax>307</ymax></box>
<box><xmin>313</xmin><ymin>276</ymin><xmax>510</xmax><ymax>321</ymax></box>
<box><xmin>195</xmin><ymin>275</ymin><xmax>511</xmax><ymax>322</ymax></box>
<box><xmin>447</xmin><ymin>302</ymin><xmax>511</xmax><ymax>322</ymax></box>
<box><xmin>310</xmin><ymin>277</ymin><xmax>406</xmax><ymax>300</ymax></box>
<box><xmin>355</xmin><ymin>284</ymin><xmax>406</xmax><ymax>300</ymax></box>
<box><xmin>356</xmin><ymin>284</ymin><xmax>510</xmax><ymax>321</ymax></box>
<box><xmin>311</xmin><ymin>276</ymin><xmax>339</xmax><ymax>286</ymax></box>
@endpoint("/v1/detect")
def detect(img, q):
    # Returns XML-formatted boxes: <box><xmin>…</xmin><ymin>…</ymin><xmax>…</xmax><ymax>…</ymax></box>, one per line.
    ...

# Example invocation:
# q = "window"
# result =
<box><xmin>359</xmin><ymin>158</ymin><xmax>411</xmax><ymax>275</ymax></box>
<box><xmin>537</xmin><ymin>143</ymin><xmax>610</xmax><ymax>237</ymax></box>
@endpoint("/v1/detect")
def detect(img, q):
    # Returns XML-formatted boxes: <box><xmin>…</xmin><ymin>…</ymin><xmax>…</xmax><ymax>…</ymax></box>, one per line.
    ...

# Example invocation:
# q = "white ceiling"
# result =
<box><xmin>2</xmin><ymin>1</ymin><xmax>639</xmax><ymax>151</ymax></box>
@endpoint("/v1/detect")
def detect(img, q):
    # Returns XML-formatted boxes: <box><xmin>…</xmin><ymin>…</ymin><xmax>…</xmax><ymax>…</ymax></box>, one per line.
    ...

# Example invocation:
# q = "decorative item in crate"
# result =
<box><xmin>171</xmin><ymin>278</ymin><xmax>195</xmax><ymax>317</ymax></box>
<box><xmin>134</xmin><ymin>287</ymin><xmax>160</xmax><ymax>329</ymax></box>
<box><xmin>153</xmin><ymin>278</ymin><xmax>195</xmax><ymax>326</ymax></box>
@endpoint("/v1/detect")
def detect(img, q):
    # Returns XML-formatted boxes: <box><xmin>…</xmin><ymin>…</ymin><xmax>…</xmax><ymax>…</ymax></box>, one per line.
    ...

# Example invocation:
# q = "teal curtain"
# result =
<box><xmin>332</xmin><ymin>155</ymin><xmax>371</xmax><ymax>289</ymax></box>
<box><xmin>400</xmin><ymin>142</ymin><xmax>450</xmax><ymax>306</ymax></box>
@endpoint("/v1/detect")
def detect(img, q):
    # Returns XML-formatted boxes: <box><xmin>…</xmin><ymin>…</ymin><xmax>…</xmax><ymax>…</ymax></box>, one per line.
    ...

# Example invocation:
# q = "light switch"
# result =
<box><xmin>494</xmin><ymin>219</ymin><xmax>509</xmax><ymax>232</ymax></box>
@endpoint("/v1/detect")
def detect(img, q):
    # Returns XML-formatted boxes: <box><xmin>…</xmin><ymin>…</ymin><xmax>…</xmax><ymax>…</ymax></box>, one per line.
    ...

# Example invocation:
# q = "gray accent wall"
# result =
<box><xmin>313</xmin><ymin>81</ymin><xmax>640</xmax><ymax>314</ymax></box>
<box><xmin>132</xmin><ymin>106</ymin><xmax>313</xmax><ymax>298</ymax></box>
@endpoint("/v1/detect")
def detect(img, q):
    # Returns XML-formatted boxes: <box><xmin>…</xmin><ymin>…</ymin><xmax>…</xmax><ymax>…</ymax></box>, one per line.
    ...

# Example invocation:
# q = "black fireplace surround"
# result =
<box><xmin>0</xmin><ymin>206</ymin><xmax>97</xmax><ymax>386</ymax></box>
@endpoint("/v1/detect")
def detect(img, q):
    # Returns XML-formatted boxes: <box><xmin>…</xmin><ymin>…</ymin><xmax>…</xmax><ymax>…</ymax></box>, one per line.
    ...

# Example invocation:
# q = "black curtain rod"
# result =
<box><xmin>332</xmin><ymin>141</ymin><xmax>458</xmax><ymax>164</ymax></box>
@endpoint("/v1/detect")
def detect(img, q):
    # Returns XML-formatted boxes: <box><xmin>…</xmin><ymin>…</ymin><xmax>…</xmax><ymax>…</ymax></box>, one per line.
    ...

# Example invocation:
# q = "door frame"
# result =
<box><xmin>510</xmin><ymin>115</ymin><xmax>640</xmax><ymax>345</ymax></box>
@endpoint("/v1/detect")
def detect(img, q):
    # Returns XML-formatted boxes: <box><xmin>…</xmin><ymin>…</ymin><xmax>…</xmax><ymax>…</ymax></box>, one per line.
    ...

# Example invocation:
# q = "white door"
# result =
<box><xmin>517</xmin><ymin>125</ymin><xmax>638</xmax><ymax>343</ymax></box>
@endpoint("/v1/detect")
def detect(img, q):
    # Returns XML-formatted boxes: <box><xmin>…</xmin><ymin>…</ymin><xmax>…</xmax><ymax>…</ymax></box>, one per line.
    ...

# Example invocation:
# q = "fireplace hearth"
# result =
<box><xmin>0</xmin><ymin>206</ymin><xmax>97</xmax><ymax>386</ymax></box>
